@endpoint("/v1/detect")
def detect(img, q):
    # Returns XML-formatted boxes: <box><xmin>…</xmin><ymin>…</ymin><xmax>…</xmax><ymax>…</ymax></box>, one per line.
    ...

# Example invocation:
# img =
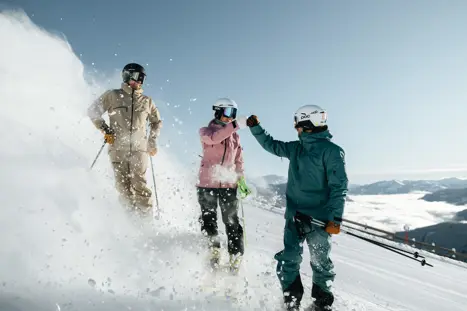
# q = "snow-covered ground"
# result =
<box><xmin>1</xmin><ymin>9</ymin><xmax>467</xmax><ymax>311</ymax></box>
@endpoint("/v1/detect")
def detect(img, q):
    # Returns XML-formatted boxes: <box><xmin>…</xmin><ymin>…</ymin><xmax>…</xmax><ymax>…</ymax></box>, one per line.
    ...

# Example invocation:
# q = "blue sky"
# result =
<box><xmin>5</xmin><ymin>0</ymin><xmax>467</xmax><ymax>184</ymax></box>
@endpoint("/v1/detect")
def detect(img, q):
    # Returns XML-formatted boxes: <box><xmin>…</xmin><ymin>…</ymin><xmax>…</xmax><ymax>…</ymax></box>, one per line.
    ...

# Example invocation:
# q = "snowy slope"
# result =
<box><xmin>1</xmin><ymin>9</ymin><xmax>467</xmax><ymax>311</ymax></box>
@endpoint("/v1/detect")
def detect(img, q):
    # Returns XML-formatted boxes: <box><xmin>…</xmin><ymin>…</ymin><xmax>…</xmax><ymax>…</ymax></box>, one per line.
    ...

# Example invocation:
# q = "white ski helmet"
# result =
<box><xmin>294</xmin><ymin>105</ymin><xmax>327</xmax><ymax>129</ymax></box>
<box><xmin>213</xmin><ymin>97</ymin><xmax>238</xmax><ymax>119</ymax></box>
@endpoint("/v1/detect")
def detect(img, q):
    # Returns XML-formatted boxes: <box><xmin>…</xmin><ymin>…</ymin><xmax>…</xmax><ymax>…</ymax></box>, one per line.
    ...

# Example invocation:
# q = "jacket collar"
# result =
<box><xmin>209</xmin><ymin>119</ymin><xmax>229</xmax><ymax>127</ymax></box>
<box><xmin>121</xmin><ymin>83</ymin><xmax>143</xmax><ymax>95</ymax></box>
<box><xmin>299</xmin><ymin>130</ymin><xmax>332</xmax><ymax>150</ymax></box>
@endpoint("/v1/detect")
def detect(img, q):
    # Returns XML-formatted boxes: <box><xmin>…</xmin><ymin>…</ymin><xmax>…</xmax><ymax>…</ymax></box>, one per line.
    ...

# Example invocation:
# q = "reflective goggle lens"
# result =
<box><xmin>222</xmin><ymin>107</ymin><xmax>237</xmax><ymax>118</ymax></box>
<box><xmin>223</xmin><ymin>107</ymin><xmax>233</xmax><ymax>117</ymax></box>
<box><xmin>129</xmin><ymin>71</ymin><xmax>145</xmax><ymax>84</ymax></box>
<box><xmin>125</xmin><ymin>71</ymin><xmax>146</xmax><ymax>84</ymax></box>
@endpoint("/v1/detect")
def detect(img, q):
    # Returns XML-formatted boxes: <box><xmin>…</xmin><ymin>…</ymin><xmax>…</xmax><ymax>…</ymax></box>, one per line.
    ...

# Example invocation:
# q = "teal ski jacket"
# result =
<box><xmin>250</xmin><ymin>124</ymin><xmax>348</xmax><ymax>223</ymax></box>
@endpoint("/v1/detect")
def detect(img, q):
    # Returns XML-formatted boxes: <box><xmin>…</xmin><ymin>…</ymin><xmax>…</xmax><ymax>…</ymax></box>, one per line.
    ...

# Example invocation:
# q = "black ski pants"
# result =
<box><xmin>197</xmin><ymin>187</ymin><xmax>244</xmax><ymax>256</ymax></box>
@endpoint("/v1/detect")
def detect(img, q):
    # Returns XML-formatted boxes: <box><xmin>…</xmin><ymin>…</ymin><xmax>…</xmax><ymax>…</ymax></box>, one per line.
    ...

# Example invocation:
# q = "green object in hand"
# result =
<box><xmin>238</xmin><ymin>176</ymin><xmax>252</xmax><ymax>199</ymax></box>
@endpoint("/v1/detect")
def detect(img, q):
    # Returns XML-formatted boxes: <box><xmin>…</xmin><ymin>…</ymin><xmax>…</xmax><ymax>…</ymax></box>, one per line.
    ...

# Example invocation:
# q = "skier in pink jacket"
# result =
<box><xmin>197</xmin><ymin>98</ymin><xmax>251</xmax><ymax>273</ymax></box>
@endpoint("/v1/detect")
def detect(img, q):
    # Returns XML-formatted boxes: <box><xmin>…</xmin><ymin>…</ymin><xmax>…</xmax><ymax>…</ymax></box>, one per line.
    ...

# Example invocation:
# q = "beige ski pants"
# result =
<box><xmin>109</xmin><ymin>150</ymin><xmax>153</xmax><ymax>214</ymax></box>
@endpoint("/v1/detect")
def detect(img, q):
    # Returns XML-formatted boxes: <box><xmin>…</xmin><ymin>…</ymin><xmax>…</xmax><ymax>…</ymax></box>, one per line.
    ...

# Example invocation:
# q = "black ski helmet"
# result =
<box><xmin>122</xmin><ymin>63</ymin><xmax>146</xmax><ymax>84</ymax></box>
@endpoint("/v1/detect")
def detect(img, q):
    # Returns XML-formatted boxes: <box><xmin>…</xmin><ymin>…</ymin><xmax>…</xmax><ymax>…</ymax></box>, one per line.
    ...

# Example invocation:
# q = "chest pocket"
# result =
<box><xmin>108</xmin><ymin>91</ymin><xmax>130</xmax><ymax>117</ymax></box>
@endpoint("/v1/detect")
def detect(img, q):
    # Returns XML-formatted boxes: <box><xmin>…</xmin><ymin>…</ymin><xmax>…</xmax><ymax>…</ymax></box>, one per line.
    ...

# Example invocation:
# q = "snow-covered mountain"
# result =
<box><xmin>421</xmin><ymin>188</ymin><xmax>467</xmax><ymax>206</ymax></box>
<box><xmin>349</xmin><ymin>177</ymin><xmax>467</xmax><ymax>195</ymax></box>
<box><xmin>2</xmin><ymin>9</ymin><xmax>467</xmax><ymax>311</ymax></box>
<box><xmin>252</xmin><ymin>175</ymin><xmax>467</xmax><ymax>199</ymax></box>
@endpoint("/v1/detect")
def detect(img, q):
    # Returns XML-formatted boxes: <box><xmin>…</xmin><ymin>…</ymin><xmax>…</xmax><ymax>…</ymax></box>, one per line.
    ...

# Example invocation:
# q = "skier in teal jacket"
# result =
<box><xmin>245</xmin><ymin>105</ymin><xmax>348</xmax><ymax>311</ymax></box>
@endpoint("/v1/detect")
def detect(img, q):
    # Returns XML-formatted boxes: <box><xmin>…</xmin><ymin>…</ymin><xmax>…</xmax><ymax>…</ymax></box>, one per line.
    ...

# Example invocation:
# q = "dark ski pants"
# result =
<box><xmin>197</xmin><ymin>187</ymin><xmax>244</xmax><ymax>256</ymax></box>
<box><xmin>275</xmin><ymin>213</ymin><xmax>335</xmax><ymax>308</ymax></box>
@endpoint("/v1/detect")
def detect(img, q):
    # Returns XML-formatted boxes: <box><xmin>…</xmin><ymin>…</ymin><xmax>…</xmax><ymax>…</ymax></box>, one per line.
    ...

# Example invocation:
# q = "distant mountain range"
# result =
<box><xmin>350</xmin><ymin>177</ymin><xmax>467</xmax><ymax>208</ymax></box>
<box><xmin>421</xmin><ymin>188</ymin><xmax>467</xmax><ymax>206</ymax></box>
<box><xmin>250</xmin><ymin>175</ymin><xmax>467</xmax><ymax>208</ymax></box>
<box><xmin>252</xmin><ymin>175</ymin><xmax>467</xmax><ymax>196</ymax></box>
<box><xmin>395</xmin><ymin>222</ymin><xmax>467</xmax><ymax>257</ymax></box>
<box><xmin>348</xmin><ymin>178</ymin><xmax>467</xmax><ymax>195</ymax></box>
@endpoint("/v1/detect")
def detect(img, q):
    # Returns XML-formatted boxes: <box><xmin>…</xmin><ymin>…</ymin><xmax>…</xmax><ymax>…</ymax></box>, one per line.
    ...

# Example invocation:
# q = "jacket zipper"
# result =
<box><xmin>130</xmin><ymin>89</ymin><xmax>135</xmax><ymax>154</ymax></box>
<box><xmin>219</xmin><ymin>139</ymin><xmax>227</xmax><ymax>187</ymax></box>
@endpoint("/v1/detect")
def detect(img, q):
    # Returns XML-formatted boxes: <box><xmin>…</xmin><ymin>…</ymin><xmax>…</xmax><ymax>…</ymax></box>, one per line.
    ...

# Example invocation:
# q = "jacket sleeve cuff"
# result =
<box><xmin>249</xmin><ymin>124</ymin><xmax>264</xmax><ymax>135</ymax></box>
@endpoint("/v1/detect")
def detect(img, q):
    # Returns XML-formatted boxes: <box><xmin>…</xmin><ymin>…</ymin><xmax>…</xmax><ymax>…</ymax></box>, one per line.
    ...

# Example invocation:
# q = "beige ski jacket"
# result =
<box><xmin>88</xmin><ymin>83</ymin><xmax>162</xmax><ymax>153</ymax></box>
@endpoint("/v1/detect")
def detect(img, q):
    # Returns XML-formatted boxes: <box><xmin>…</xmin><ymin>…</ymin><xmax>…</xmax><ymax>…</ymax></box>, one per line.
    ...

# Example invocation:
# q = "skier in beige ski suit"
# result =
<box><xmin>87</xmin><ymin>63</ymin><xmax>162</xmax><ymax>215</ymax></box>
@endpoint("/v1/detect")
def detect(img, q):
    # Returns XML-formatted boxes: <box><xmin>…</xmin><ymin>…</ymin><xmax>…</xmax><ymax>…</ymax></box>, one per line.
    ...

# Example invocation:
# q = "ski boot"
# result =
<box><xmin>310</xmin><ymin>283</ymin><xmax>334</xmax><ymax>310</ymax></box>
<box><xmin>229</xmin><ymin>253</ymin><xmax>243</xmax><ymax>275</ymax></box>
<box><xmin>309</xmin><ymin>303</ymin><xmax>332</xmax><ymax>311</ymax></box>
<box><xmin>283</xmin><ymin>291</ymin><xmax>302</xmax><ymax>311</ymax></box>
<box><xmin>206</xmin><ymin>235</ymin><xmax>221</xmax><ymax>270</ymax></box>
<box><xmin>283</xmin><ymin>299</ymin><xmax>300</xmax><ymax>311</ymax></box>
<box><xmin>210</xmin><ymin>246</ymin><xmax>221</xmax><ymax>269</ymax></box>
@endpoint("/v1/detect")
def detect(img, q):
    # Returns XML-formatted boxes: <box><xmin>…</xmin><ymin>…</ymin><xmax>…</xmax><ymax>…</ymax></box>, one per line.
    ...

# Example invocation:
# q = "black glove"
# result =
<box><xmin>246</xmin><ymin>115</ymin><xmax>260</xmax><ymax>127</ymax></box>
<box><xmin>100</xmin><ymin>123</ymin><xmax>115</xmax><ymax>144</ymax></box>
<box><xmin>100</xmin><ymin>123</ymin><xmax>114</xmax><ymax>135</ymax></box>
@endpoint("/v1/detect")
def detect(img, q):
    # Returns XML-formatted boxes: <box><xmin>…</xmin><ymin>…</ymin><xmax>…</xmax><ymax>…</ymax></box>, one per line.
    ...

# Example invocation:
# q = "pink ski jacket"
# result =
<box><xmin>197</xmin><ymin>120</ymin><xmax>244</xmax><ymax>189</ymax></box>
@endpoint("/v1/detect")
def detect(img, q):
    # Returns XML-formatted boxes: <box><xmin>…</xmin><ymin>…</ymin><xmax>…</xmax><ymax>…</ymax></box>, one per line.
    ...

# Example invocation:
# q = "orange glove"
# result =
<box><xmin>325</xmin><ymin>221</ymin><xmax>340</xmax><ymax>235</ymax></box>
<box><xmin>100</xmin><ymin>123</ymin><xmax>115</xmax><ymax>144</ymax></box>
<box><xmin>103</xmin><ymin>133</ymin><xmax>115</xmax><ymax>144</ymax></box>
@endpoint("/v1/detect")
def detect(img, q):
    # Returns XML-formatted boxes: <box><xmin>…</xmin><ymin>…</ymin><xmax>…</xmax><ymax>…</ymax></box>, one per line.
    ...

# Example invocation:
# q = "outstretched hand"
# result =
<box><xmin>246</xmin><ymin>115</ymin><xmax>260</xmax><ymax>127</ymax></box>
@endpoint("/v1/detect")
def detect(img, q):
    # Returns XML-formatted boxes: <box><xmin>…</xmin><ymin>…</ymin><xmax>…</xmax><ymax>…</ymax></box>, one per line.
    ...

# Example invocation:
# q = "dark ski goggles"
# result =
<box><xmin>123</xmin><ymin>70</ymin><xmax>146</xmax><ymax>84</ymax></box>
<box><xmin>213</xmin><ymin>106</ymin><xmax>237</xmax><ymax>119</ymax></box>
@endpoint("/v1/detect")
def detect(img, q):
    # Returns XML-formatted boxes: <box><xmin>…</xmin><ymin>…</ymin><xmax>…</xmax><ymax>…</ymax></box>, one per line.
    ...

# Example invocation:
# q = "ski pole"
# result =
<box><xmin>240</xmin><ymin>199</ymin><xmax>247</xmax><ymax>248</ymax></box>
<box><xmin>342</xmin><ymin>225</ymin><xmax>427</xmax><ymax>260</ymax></box>
<box><xmin>149</xmin><ymin>156</ymin><xmax>160</xmax><ymax>219</ymax></box>
<box><xmin>90</xmin><ymin>140</ymin><xmax>106</xmax><ymax>170</ymax></box>
<box><xmin>309</xmin><ymin>219</ymin><xmax>432</xmax><ymax>267</ymax></box>
<box><xmin>344</xmin><ymin>230</ymin><xmax>432</xmax><ymax>267</ymax></box>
